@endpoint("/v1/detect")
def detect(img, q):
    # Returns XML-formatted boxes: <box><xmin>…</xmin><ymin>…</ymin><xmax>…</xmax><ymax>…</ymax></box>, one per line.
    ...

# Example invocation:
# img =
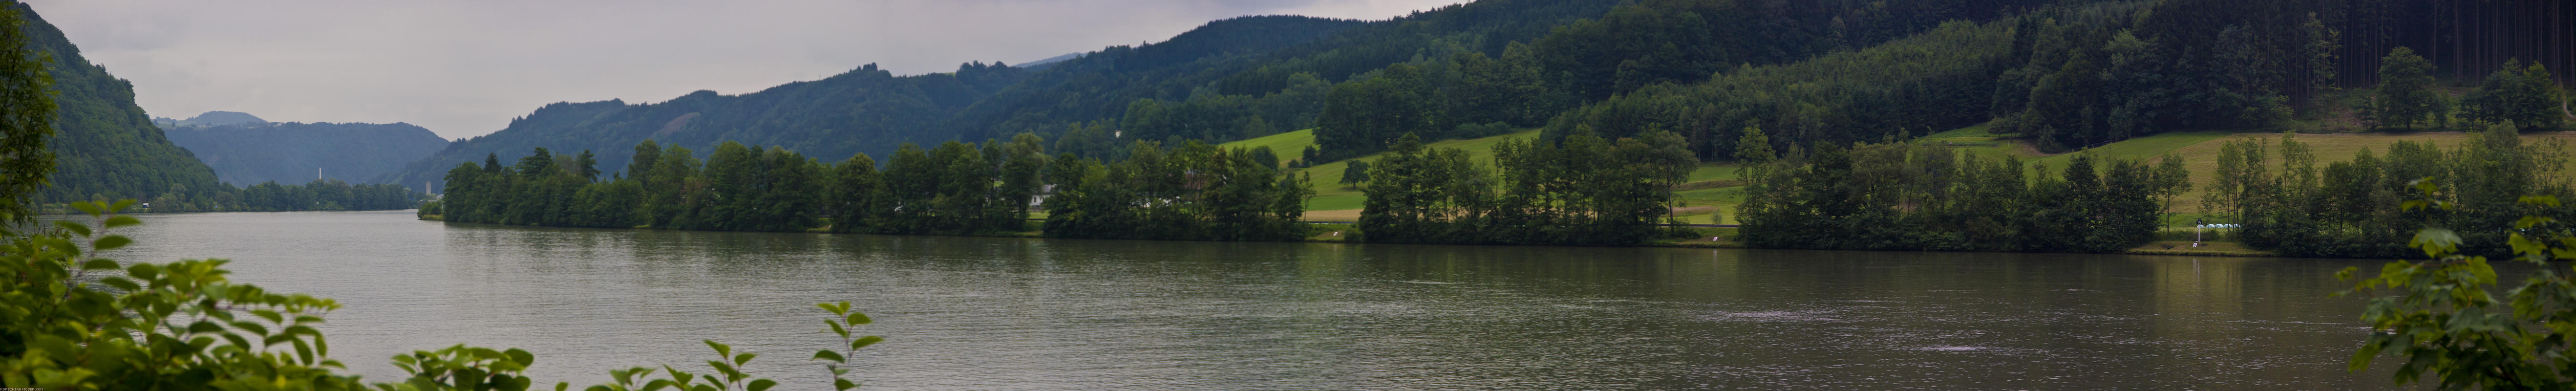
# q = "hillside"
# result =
<box><xmin>377</xmin><ymin>62</ymin><xmax>1030</xmax><ymax>190</ymax></box>
<box><xmin>1934</xmin><ymin>127</ymin><xmax>2576</xmax><ymax>215</ymax></box>
<box><xmin>389</xmin><ymin>0</ymin><xmax>2060</xmax><ymax>193</ymax></box>
<box><xmin>165</xmin><ymin>121</ymin><xmax>450</xmax><ymax>186</ymax></box>
<box><xmin>12</xmin><ymin>3</ymin><xmax>228</xmax><ymax>205</ymax></box>
<box><xmin>1222</xmin><ymin>129</ymin><xmax>1737</xmax><ymax>220</ymax></box>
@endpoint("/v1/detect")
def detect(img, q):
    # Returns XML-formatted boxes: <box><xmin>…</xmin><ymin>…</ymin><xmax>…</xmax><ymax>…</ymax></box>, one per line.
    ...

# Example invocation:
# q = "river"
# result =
<box><xmin>92</xmin><ymin>210</ymin><xmax>2406</xmax><ymax>390</ymax></box>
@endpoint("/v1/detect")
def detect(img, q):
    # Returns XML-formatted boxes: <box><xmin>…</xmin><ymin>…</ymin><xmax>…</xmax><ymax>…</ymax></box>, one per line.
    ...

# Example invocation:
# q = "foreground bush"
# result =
<box><xmin>1</xmin><ymin>201</ymin><xmax>879</xmax><ymax>391</ymax></box>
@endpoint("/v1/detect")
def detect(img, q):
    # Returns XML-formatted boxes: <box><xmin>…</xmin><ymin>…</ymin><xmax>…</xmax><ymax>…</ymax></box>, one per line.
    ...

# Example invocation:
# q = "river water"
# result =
<box><xmin>91</xmin><ymin>210</ymin><xmax>2407</xmax><ymax>390</ymax></box>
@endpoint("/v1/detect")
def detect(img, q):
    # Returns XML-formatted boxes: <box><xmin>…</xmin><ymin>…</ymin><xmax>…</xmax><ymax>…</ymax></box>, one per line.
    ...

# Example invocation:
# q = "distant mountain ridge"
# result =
<box><xmin>152</xmin><ymin>110</ymin><xmax>267</xmax><ymax>129</ymax></box>
<box><xmin>376</xmin><ymin>62</ymin><xmax>1030</xmax><ymax>188</ymax></box>
<box><xmin>161</xmin><ymin>117</ymin><xmax>449</xmax><ymax>187</ymax></box>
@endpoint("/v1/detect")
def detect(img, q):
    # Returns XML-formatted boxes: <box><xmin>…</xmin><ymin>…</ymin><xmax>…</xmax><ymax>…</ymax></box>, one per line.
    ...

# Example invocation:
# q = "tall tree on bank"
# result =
<box><xmin>0</xmin><ymin>2</ymin><xmax>49</xmax><ymax>219</ymax></box>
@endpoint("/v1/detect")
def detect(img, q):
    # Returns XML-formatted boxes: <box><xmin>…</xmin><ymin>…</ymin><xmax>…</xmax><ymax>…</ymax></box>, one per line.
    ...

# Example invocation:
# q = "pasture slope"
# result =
<box><xmin>1242</xmin><ymin>124</ymin><xmax>2576</xmax><ymax>225</ymax></box>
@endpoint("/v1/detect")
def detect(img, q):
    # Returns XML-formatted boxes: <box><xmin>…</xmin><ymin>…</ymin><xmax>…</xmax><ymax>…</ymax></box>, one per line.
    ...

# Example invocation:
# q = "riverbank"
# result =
<box><xmin>423</xmin><ymin>213</ymin><xmax>2286</xmax><ymax>258</ymax></box>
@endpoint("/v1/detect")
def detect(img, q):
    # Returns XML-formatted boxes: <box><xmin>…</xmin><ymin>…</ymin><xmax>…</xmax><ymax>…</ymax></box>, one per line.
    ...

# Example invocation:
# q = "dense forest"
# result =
<box><xmin>1555</xmin><ymin>0</ymin><xmax>2574</xmax><ymax>158</ymax></box>
<box><xmin>163</xmin><ymin>119</ymin><xmax>450</xmax><ymax>187</ymax></box>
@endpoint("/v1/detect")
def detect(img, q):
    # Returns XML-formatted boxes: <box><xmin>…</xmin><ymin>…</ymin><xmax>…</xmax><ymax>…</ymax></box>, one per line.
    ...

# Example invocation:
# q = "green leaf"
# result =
<box><xmin>129</xmin><ymin>263</ymin><xmax>160</xmax><ymax>281</ymax></box>
<box><xmin>733</xmin><ymin>352</ymin><xmax>756</xmax><ymax>366</ymax></box>
<box><xmin>846</xmin><ymin>312</ymin><xmax>872</xmax><ymax>326</ymax></box>
<box><xmin>834</xmin><ymin>378</ymin><xmax>856</xmax><ymax>391</ymax></box>
<box><xmin>93</xmin><ymin>235</ymin><xmax>130</xmax><ymax>250</ymax></box>
<box><xmin>252</xmin><ymin>309</ymin><xmax>285</xmax><ymax>324</ymax></box>
<box><xmin>231</xmin><ymin>321</ymin><xmax>271</xmax><ymax>337</ymax></box>
<box><xmin>811</xmin><ymin>350</ymin><xmax>844</xmax><ymax>363</ymax></box>
<box><xmin>746</xmin><ymin>379</ymin><xmax>777</xmax><ymax>391</ymax></box>
<box><xmin>54</xmin><ymin>220</ymin><xmax>90</xmax><ymax>237</ymax></box>
<box><xmin>99</xmin><ymin>277</ymin><xmax>138</xmax><ymax>291</ymax></box>
<box><xmin>704</xmin><ymin>340</ymin><xmax>730</xmax><ymax>358</ymax></box>
<box><xmin>851</xmin><ymin>336</ymin><xmax>883</xmax><ymax>350</ymax></box>
<box><xmin>827</xmin><ymin>320</ymin><xmax>849</xmax><ymax>339</ymax></box>
<box><xmin>81</xmin><ymin>259</ymin><xmax>118</xmax><ymax>270</ymax></box>
<box><xmin>508</xmin><ymin>348</ymin><xmax>537</xmax><ymax>366</ymax></box>
<box><xmin>103</xmin><ymin>215</ymin><xmax>140</xmax><ymax>228</ymax></box>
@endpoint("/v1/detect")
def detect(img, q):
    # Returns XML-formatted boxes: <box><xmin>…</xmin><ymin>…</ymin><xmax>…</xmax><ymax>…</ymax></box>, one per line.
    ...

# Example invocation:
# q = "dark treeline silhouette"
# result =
<box><xmin>2222</xmin><ymin>126</ymin><xmax>2575</xmax><ymax>259</ymax></box>
<box><xmin>1734</xmin><ymin>132</ymin><xmax>2180</xmax><ymax>253</ymax></box>
<box><xmin>1356</xmin><ymin>131</ymin><xmax>1696</xmax><ymax>246</ymax></box>
<box><xmin>231</xmin><ymin>180</ymin><xmax>425</xmax><ymax>212</ymax></box>
<box><xmin>1044</xmin><ymin>137</ymin><xmax>1314</xmax><ymax>241</ymax></box>
<box><xmin>429</xmin><ymin>130</ymin><xmax>1706</xmax><ymax>246</ymax></box>
<box><xmin>430</xmin><ymin>134</ymin><xmax>1319</xmax><ymax>241</ymax></box>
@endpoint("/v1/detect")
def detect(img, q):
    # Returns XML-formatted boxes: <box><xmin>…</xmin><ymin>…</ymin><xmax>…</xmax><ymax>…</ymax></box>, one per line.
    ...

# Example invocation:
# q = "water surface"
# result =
<box><xmin>99</xmin><ymin>210</ymin><xmax>2406</xmax><ymax>390</ymax></box>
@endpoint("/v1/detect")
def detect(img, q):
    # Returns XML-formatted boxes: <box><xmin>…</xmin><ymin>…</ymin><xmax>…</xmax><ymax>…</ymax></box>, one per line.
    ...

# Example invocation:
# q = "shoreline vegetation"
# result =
<box><xmin>422</xmin><ymin>121</ymin><xmax>2576</xmax><ymax>261</ymax></box>
<box><xmin>414</xmin><ymin>213</ymin><xmax>2295</xmax><ymax>258</ymax></box>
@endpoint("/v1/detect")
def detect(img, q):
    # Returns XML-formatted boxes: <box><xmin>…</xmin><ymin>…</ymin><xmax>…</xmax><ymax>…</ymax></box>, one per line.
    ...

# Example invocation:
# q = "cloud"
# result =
<box><xmin>25</xmin><ymin>0</ymin><xmax>1462</xmax><ymax>139</ymax></box>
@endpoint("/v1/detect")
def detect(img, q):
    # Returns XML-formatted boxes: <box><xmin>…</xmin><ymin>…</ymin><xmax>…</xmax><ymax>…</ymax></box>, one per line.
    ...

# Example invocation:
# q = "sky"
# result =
<box><xmin>27</xmin><ymin>0</ymin><xmax>1462</xmax><ymax>140</ymax></box>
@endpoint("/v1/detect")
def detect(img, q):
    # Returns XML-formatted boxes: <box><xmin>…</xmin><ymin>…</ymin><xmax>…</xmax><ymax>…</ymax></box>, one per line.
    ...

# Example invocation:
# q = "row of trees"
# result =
<box><xmin>434</xmin><ymin>137</ymin><xmax>1040</xmax><ymax>235</ymax></box>
<box><xmin>433</xmin><ymin>134</ymin><xmax>1319</xmax><ymax>241</ymax></box>
<box><xmin>231</xmin><ymin>179</ymin><xmax>423</xmax><ymax>212</ymax></box>
<box><xmin>435</xmin><ymin>130</ymin><xmax>1703</xmax><ymax>247</ymax></box>
<box><xmin>1734</xmin><ymin>128</ymin><xmax>2184</xmax><ymax>252</ymax></box>
<box><xmin>2216</xmin><ymin>126</ymin><xmax>2573</xmax><ymax>259</ymax></box>
<box><xmin>1044</xmin><ymin>140</ymin><xmax>1313</xmax><ymax>241</ymax></box>
<box><xmin>1356</xmin><ymin>131</ymin><xmax>1695</xmax><ymax>246</ymax></box>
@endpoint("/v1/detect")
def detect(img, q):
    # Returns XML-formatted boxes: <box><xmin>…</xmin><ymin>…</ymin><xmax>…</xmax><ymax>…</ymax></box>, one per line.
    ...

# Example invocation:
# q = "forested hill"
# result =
<box><xmin>163</xmin><ymin>120</ymin><xmax>450</xmax><ymax>187</ymax></box>
<box><xmin>385</xmin><ymin>0</ymin><xmax>2033</xmax><ymax>191</ymax></box>
<box><xmin>1544</xmin><ymin>0</ymin><xmax>2576</xmax><ymax>160</ymax></box>
<box><xmin>383</xmin><ymin>0</ymin><xmax>2569</xmax><ymax>192</ymax></box>
<box><xmin>11</xmin><ymin>3</ymin><xmax>229</xmax><ymax>205</ymax></box>
<box><xmin>375</xmin><ymin>61</ymin><xmax>1032</xmax><ymax>190</ymax></box>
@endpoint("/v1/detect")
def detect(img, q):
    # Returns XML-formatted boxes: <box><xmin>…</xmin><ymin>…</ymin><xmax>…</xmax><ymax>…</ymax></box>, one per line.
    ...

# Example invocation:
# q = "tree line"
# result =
<box><xmin>430</xmin><ymin>134</ymin><xmax>1319</xmax><ymax>241</ymax></box>
<box><xmin>2218</xmin><ymin>126</ymin><xmax>2573</xmax><ymax>259</ymax></box>
<box><xmin>1732</xmin><ymin>128</ymin><xmax>2184</xmax><ymax>253</ymax></box>
<box><xmin>1355</xmin><ymin>131</ymin><xmax>1696</xmax><ymax>246</ymax></box>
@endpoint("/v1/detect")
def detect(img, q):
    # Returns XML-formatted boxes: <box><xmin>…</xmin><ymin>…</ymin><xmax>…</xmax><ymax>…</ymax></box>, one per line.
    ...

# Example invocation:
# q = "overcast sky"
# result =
<box><xmin>27</xmin><ymin>0</ymin><xmax>1461</xmax><ymax>140</ymax></box>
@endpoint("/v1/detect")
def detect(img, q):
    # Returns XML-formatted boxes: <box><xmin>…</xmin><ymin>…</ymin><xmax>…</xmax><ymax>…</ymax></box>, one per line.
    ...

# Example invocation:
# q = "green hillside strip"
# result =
<box><xmin>1224</xmin><ymin>129</ymin><xmax>1743</xmax><ymax>214</ymax></box>
<box><xmin>1217</xmin><ymin>129</ymin><xmax>1317</xmax><ymax>168</ymax></box>
<box><xmin>1267</xmin><ymin>130</ymin><xmax>1540</xmax><ymax>210</ymax></box>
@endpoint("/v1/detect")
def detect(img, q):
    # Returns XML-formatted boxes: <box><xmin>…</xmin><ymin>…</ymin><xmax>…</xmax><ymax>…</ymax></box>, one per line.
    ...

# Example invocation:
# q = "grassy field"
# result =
<box><xmin>1223</xmin><ymin>125</ymin><xmax>2574</xmax><ymax>224</ymax></box>
<box><xmin>1221</xmin><ymin>129</ymin><xmax>1317</xmax><ymax>168</ymax></box>
<box><xmin>1221</xmin><ymin>129</ymin><xmax>1544</xmax><ymax>210</ymax></box>
<box><xmin>1222</xmin><ymin>129</ymin><xmax>1746</xmax><ymax>221</ymax></box>
<box><xmin>1950</xmin><ymin>130</ymin><xmax>2576</xmax><ymax>214</ymax></box>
